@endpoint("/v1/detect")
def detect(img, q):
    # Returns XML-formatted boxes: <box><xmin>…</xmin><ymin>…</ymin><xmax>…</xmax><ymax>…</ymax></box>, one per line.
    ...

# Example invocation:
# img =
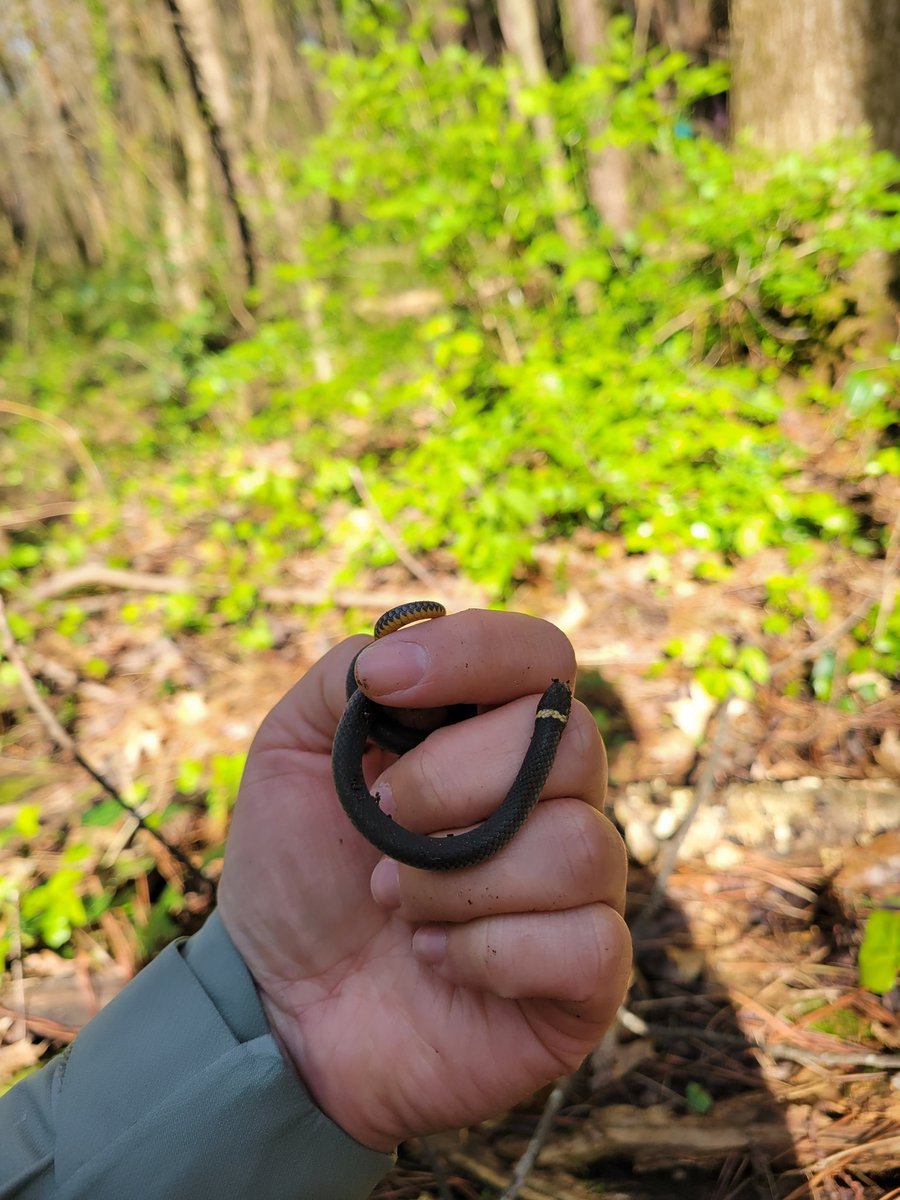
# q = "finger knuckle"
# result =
<box><xmin>562</xmin><ymin>701</ymin><xmax>607</xmax><ymax>785</ymax></box>
<box><xmin>404</xmin><ymin>732</ymin><xmax>452</xmax><ymax>813</ymax></box>
<box><xmin>561</xmin><ymin>907</ymin><xmax>617</xmax><ymax>1003</ymax></box>
<box><xmin>547</xmin><ymin>811</ymin><xmax>599</xmax><ymax>901</ymax></box>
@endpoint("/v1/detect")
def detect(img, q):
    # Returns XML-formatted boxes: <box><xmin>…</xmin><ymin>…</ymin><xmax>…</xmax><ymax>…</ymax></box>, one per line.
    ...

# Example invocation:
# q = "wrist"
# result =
<box><xmin>258</xmin><ymin>987</ymin><xmax>400</xmax><ymax>1155</ymax></box>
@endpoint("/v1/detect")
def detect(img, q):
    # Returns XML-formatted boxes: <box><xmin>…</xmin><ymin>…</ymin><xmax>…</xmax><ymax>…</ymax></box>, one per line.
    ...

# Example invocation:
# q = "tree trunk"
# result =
<box><xmin>163</xmin><ymin>0</ymin><xmax>259</xmax><ymax>290</ymax></box>
<box><xmin>13</xmin><ymin>0</ymin><xmax>109</xmax><ymax>264</ymax></box>
<box><xmin>646</xmin><ymin>0</ymin><xmax>714</xmax><ymax>53</ymax></box>
<box><xmin>731</xmin><ymin>0</ymin><xmax>900</xmax><ymax>347</ymax></box>
<box><xmin>560</xmin><ymin>0</ymin><xmax>631</xmax><ymax>237</ymax></box>
<box><xmin>107</xmin><ymin>0</ymin><xmax>211</xmax><ymax>312</ymax></box>
<box><xmin>496</xmin><ymin>0</ymin><xmax>597</xmax><ymax>315</ymax></box>
<box><xmin>730</xmin><ymin>0</ymin><xmax>900</xmax><ymax>157</ymax></box>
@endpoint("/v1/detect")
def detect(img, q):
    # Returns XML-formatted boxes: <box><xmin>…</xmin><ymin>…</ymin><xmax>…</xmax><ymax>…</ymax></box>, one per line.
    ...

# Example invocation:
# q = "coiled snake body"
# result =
<box><xmin>331</xmin><ymin>602</ymin><xmax>571</xmax><ymax>871</ymax></box>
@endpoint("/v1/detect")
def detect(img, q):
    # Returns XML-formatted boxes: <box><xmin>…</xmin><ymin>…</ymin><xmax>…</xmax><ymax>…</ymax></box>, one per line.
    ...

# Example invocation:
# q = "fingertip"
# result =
<box><xmin>370</xmin><ymin>857</ymin><xmax>401</xmax><ymax>908</ymax></box>
<box><xmin>412</xmin><ymin>925</ymin><xmax>448</xmax><ymax>964</ymax></box>
<box><xmin>355</xmin><ymin>639</ymin><xmax>431</xmax><ymax>697</ymax></box>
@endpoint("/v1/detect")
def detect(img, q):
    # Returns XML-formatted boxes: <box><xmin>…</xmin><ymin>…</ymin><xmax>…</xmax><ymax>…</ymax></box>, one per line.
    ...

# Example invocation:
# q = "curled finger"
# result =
<box><xmin>412</xmin><ymin>904</ymin><xmax>631</xmax><ymax>1022</ymax></box>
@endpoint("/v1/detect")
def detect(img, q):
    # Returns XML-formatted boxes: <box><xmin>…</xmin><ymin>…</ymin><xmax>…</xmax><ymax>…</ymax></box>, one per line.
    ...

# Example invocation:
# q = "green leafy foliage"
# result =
<box><xmin>664</xmin><ymin>634</ymin><xmax>772</xmax><ymax>701</ymax></box>
<box><xmin>18</xmin><ymin>863</ymin><xmax>90</xmax><ymax>949</ymax></box>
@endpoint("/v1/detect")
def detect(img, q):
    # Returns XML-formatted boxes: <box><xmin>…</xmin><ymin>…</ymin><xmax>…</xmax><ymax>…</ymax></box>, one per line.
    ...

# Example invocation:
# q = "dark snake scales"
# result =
<box><xmin>331</xmin><ymin>601</ymin><xmax>571</xmax><ymax>871</ymax></box>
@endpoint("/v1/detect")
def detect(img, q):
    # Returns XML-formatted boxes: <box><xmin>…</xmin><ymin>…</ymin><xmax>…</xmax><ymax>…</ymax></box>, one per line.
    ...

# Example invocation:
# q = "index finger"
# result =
<box><xmin>353</xmin><ymin>608</ymin><xmax>576</xmax><ymax>708</ymax></box>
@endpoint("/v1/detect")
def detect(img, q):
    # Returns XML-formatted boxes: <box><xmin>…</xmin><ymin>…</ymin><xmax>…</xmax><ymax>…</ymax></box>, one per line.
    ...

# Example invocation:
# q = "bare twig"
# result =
<box><xmin>771</xmin><ymin>594</ymin><xmax>883</xmax><ymax>677</ymax></box>
<box><xmin>0</xmin><ymin>1004</ymin><xmax>78</xmax><ymax>1043</ymax></box>
<box><xmin>29</xmin><ymin>565</ymin><xmax>192</xmax><ymax>600</ymax></box>
<box><xmin>498</xmin><ymin>1074</ymin><xmax>575</xmax><ymax>1200</ymax></box>
<box><xmin>493</xmin><ymin>315</ymin><xmax>523</xmax><ymax>365</ymax></box>
<box><xmin>0</xmin><ymin>595</ymin><xmax>212</xmax><ymax>892</ymax></box>
<box><xmin>7</xmin><ymin>890</ymin><xmax>27</xmax><ymax>1042</ymax></box>
<box><xmin>873</xmin><ymin>507</ymin><xmax>900</xmax><ymax>642</ymax></box>
<box><xmin>735</xmin><ymin>288</ymin><xmax>809</xmax><ymax>341</ymax></box>
<box><xmin>630</xmin><ymin>696</ymin><xmax>735</xmax><ymax>941</ymax></box>
<box><xmin>27</xmin><ymin>566</ymin><xmax>483</xmax><ymax>612</ymax></box>
<box><xmin>0</xmin><ymin>397</ymin><xmax>106</xmax><ymax>494</ymax></box>
<box><xmin>0</xmin><ymin>501</ymin><xmax>81</xmax><ymax>530</ymax></box>
<box><xmin>770</xmin><ymin>508</ymin><xmax>900</xmax><ymax>676</ymax></box>
<box><xmin>781</xmin><ymin>1135</ymin><xmax>900</xmax><ymax>1200</ymax></box>
<box><xmin>348</xmin><ymin>466</ymin><xmax>437</xmax><ymax>591</ymax></box>
<box><xmin>760</xmin><ymin>1044</ymin><xmax>900</xmax><ymax>1072</ymax></box>
<box><xmin>443</xmin><ymin>1149</ymin><xmax>574</xmax><ymax>1200</ymax></box>
<box><xmin>642</xmin><ymin>1024</ymin><xmax>900</xmax><ymax>1070</ymax></box>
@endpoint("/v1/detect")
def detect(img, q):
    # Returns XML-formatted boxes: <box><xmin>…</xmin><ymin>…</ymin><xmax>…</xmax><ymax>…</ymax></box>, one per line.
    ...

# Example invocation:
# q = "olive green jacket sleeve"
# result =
<box><xmin>0</xmin><ymin>913</ymin><xmax>394</xmax><ymax>1199</ymax></box>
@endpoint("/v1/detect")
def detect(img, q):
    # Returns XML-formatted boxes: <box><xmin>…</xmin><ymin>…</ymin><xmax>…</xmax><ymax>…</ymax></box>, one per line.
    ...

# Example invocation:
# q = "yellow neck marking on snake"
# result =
<box><xmin>536</xmin><ymin>708</ymin><xmax>568</xmax><ymax>722</ymax></box>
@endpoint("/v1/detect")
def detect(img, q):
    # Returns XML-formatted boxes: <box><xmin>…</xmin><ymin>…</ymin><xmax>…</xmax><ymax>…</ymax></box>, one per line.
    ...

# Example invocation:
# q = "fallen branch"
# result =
<box><xmin>29</xmin><ymin>565</ymin><xmax>192</xmax><ymax>600</ymax></box>
<box><xmin>761</xmin><ymin>1044</ymin><xmax>900</xmax><ymax>1072</ymax></box>
<box><xmin>0</xmin><ymin>397</ymin><xmax>106</xmax><ymax>493</ymax></box>
<box><xmin>0</xmin><ymin>1003</ymin><xmax>78</xmax><ymax>1043</ymax></box>
<box><xmin>0</xmin><ymin>501</ymin><xmax>81</xmax><ymax>530</ymax></box>
<box><xmin>441</xmin><ymin>1148</ymin><xmax>586</xmax><ymax>1200</ymax></box>
<box><xmin>0</xmin><ymin>595</ymin><xmax>213</xmax><ymax>893</ymax></box>
<box><xmin>525</xmin><ymin>1092</ymin><xmax>797</xmax><ymax>1171</ymax></box>
<box><xmin>642</xmin><ymin>1023</ymin><xmax>900</xmax><ymax>1070</ymax></box>
<box><xmin>27</xmin><ymin>566</ymin><xmax>484</xmax><ymax>611</ymax></box>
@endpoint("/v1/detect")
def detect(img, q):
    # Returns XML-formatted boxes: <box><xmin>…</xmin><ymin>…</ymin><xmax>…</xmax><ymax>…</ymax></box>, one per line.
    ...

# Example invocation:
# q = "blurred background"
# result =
<box><xmin>1</xmin><ymin>1</ymin><xmax>899</xmax><ymax>1196</ymax></box>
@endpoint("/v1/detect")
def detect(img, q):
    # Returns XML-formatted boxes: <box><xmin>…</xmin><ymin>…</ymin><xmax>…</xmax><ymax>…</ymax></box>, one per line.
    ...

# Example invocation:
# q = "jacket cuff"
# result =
<box><xmin>49</xmin><ymin>912</ymin><xmax>393</xmax><ymax>1199</ymax></box>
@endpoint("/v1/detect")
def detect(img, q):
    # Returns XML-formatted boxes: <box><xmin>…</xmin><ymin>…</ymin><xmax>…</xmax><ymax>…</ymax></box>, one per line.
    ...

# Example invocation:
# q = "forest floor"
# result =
<box><xmin>1</xmin><ymin>537</ymin><xmax>899</xmax><ymax>1199</ymax></box>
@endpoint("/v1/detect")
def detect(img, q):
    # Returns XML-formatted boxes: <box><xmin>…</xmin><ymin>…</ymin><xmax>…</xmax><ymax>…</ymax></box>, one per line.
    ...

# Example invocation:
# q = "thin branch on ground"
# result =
<box><xmin>761</xmin><ymin>1044</ymin><xmax>900</xmax><ymax>1072</ymax></box>
<box><xmin>0</xmin><ymin>501</ymin><xmax>81</xmax><ymax>529</ymax></box>
<box><xmin>0</xmin><ymin>1004</ymin><xmax>78</xmax><ymax>1043</ymax></box>
<box><xmin>771</xmin><ymin>523</ymin><xmax>900</xmax><ymax>678</ymax></box>
<box><xmin>630</xmin><ymin>695</ymin><xmax>735</xmax><ymax>942</ymax></box>
<box><xmin>873</xmin><ymin>507</ymin><xmax>900</xmax><ymax>641</ymax></box>
<box><xmin>29</xmin><ymin>565</ymin><xmax>193</xmax><ymax>600</ymax></box>
<box><xmin>498</xmin><ymin>1073</ymin><xmax>575</xmax><ymax>1200</ymax></box>
<box><xmin>780</xmin><ymin>1135</ymin><xmax>900</xmax><ymax>1200</ymax></box>
<box><xmin>445</xmin><ymin>1149</ymin><xmax>577</xmax><ymax>1200</ymax></box>
<box><xmin>7</xmin><ymin>890</ymin><xmax>27</xmax><ymax>1042</ymax></box>
<box><xmin>642</xmin><ymin>1024</ymin><xmax>900</xmax><ymax>1070</ymax></box>
<box><xmin>27</xmin><ymin>566</ymin><xmax>486</xmax><ymax>611</ymax></box>
<box><xmin>0</xmin><ymin>397</ymin><xmax>106</xmax><ymax>493</ymax></box>
<box><xmin>348</xmin><ymin>466</ymin><xmax>437</xmax><ymax>591</ymax></box>
<box><xmin>0</xmin><ymin>595</ymin><xmax>213</xmax><ymax>893</ymax></box>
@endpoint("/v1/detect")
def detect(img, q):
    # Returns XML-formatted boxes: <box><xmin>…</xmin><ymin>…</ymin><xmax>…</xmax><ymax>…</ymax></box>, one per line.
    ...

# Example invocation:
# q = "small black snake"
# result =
<box><xmin>331</xmin><ymin>602</ymin><xmax>572</xmax><ymax>871</ymax></box>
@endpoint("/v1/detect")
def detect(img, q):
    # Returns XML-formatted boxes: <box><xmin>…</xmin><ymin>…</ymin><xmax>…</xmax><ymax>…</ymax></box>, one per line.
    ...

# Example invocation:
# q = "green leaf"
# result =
<box><xmin>734</xmin><ymin>516</ymin><xmax>769</xmax><ymax>557</ymax></box>
<box><xmin>685</xmin><ymin>1081</ymin><xmax>714</xmax><ymax>1114</ymax></box>
<box><xmin>735</xmin><ymin>645</ymin><xmax>771</xmax><ymax>685</ymax></box>
<box><xmin>176</xmin><ymin>759</ymin><xmax>205</xmax><ymax>793</ymax></box>
<box><xmin>13</xmin><ymin>805</ymin><xmax>41</xmax><ymax>839</ymax></box>
<box><xmin>811</xmin><ymin>649</ymin><xmax>836</xmax><ymax>701</ymax></box>
<box><xmin>81</xmin><ymin>800</ymin><xmax>126</xmax><ymax>827</ymax></box>
<box><xmin>858</xmin><ymin>909</ymin><xmax>900</xmax><ymax>994</ymax></box>
<box><xmin>707</xmin><ymin>634</ymin><xmax>735</xmax><ymax>666</ymax></box>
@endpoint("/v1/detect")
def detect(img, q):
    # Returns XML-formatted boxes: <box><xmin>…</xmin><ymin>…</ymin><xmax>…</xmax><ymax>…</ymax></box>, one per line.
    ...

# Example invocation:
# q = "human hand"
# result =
<box><xmin>218</xmin><ymin>609</ymin><xmax>631</xmax><ymax>1153</ymax></box>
